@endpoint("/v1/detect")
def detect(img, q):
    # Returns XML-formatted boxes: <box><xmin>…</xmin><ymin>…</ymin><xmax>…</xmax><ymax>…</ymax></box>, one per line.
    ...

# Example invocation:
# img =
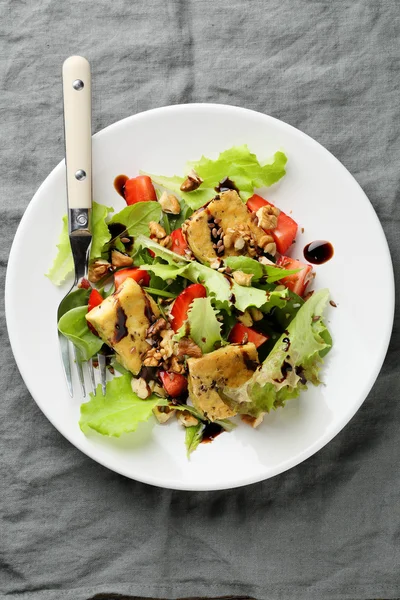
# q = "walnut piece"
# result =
<box><xmin>159</xmin><ymin>329</ymin><xmax>176</xmax><ymax>359</ymax></box>
<box><xmin>237</xmin><ymin>310</ymin><xmax>253</xmax><ymax>327</ymax></box>
<box><xmin>143</xmin><ymin>347</ymin><xmax>162</xmax><ymax>367</ymax></box>
<box><xmin>176</xmin><ymin>337</ymin><xmax>203</xmax><ymax>358</ymax></box>
<box><xmin>256</xmin><ymin>205</ymin><xmax>279</xmax><ymax>230</ymax></box>
<box><xmin>111</xmin><ymin>250</ymin><xmax>133</xmax><ymax>268</ymax></box>
<box><xmin>147</xmin><ymin>318</ymin><xmax>168</xmax><ymax>337</ymax></box>
<box><xmin>232</xmin><ymin>270</ymin><xmax>253</xmax><ymax>287</ymax></box>
<box><xmin>149</xmin><ymin>221</ymin><xmax>167</xmax><ymax>239</ymax></box>
<box><xmin>158</xmin><ymin>191</ymin><xmax>181</xmax><ymax>215</ymax></box>
<box><xmin>169</xmin><ymin>356</ymin><xmax>185</xmax><ymax>374</ymax></box>
<box><xmin>88</xmin><ymin>259</ymin><xmax>112</xmax><ymax>283</ymax></box>
<box><xmin>131</xmin><ymin>377</ymin><xmax>151</xmax><ymax>399</ymax></box>
<box><xmin>180</xmin><ymin>169</ymin><xmax>203</xmax><ymax>192</ymax></box>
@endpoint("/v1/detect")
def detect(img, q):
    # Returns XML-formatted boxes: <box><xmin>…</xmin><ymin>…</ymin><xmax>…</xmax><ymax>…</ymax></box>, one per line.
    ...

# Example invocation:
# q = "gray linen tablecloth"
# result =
<box><xmin>1</xmin><ymin>1</ymin><xmax>399</xmax><ymax>599</ymax></box>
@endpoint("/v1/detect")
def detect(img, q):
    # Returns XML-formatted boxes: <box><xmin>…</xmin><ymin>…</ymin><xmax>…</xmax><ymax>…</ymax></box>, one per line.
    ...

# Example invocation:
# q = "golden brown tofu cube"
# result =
<box><xmin>86</xmin><ymin>278</ymin><xmax>159</xmax><ymax>375</ymax></box>
<box><xmin>187</xmin><ymin>343</ymin><xmax>259</xmax><ymax>421</ymax></box>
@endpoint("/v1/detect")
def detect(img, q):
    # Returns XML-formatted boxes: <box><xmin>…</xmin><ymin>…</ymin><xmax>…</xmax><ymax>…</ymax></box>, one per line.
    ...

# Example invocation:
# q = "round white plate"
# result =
<box><xmin>5</xmin><ymin>104</ymin><xmax>394</xmax><ymax>491</ymax></box>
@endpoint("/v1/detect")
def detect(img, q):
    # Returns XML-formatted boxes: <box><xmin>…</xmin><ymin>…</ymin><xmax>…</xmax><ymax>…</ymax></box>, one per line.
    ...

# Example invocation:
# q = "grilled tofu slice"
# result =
<box><xmin>182</xmin><ymin>190</ymin><xmax>269</xmax><ymax>264</ymax></box>
<box><xmin>86</xmin><ymin>278</ymin><xmax>159</xmax><ymax>375</ymax></box>
<box><xmin>187</xmin><ymin>343</ymin><xmax>259</xmax><ymax>421</ymax></box>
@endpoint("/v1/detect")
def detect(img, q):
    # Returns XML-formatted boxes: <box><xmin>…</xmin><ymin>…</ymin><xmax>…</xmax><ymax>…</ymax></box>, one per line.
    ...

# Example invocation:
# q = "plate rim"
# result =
<box><xmin>5</xmin><ymin>103</ymin><xmax>396</xmax><ymax>490</ymax></box>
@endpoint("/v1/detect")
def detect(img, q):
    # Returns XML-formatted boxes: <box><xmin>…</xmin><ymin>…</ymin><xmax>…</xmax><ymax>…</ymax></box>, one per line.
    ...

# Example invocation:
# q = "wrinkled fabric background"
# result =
<box><xmin>1</xmin><ymin>1</ymin><xmax>399</xmax><ymax>599</ymax></box>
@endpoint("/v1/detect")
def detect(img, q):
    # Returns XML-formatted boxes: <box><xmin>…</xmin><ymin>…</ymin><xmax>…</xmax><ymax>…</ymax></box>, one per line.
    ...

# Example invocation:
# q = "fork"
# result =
<box><xmin>57</xmin><ymin>55</ymin><xmax>106</xmax><ymax>398</ymax></box>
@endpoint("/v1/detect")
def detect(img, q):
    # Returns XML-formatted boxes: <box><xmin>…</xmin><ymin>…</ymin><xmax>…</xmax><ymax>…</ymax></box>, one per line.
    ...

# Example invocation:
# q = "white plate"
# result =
<box><xmin>5</xmin><ymin>104</ymin><xmax>394</xmax><ymax>491</ymax></box>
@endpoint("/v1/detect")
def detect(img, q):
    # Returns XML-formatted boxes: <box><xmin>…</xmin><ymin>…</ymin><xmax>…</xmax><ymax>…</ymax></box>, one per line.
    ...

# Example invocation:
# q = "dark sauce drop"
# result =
<box><xmin>114</xmin><ymin>174</ymin><xmax>129</xmax><ymax>198</ymax></box>
<box><xmin>215</xmin><ymin>177</ymin><xmax>239</xmax><ymax>194</ymax></box>
<box><xmin>242</xmin><ymin>350</ymin><xmax>259</xmax><ymax>372</ymax></box>
<box><xmin>303</xmin><ymin>240</ymin><xmax>334</xmax><ymax>265</ymax></box>
<box><xmin>114</xmin><ymin>303</ymin><xmax>128</xmax><ymax>343</ymax></box>
<box><xmin>202</xmin><ymin>422</ymin><xmax>224</xmax><ymax>444</ymax></box>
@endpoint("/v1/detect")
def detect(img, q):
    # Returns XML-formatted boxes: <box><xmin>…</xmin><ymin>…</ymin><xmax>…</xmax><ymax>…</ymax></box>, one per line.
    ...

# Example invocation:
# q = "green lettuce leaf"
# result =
<box><xmin>185</xmin><ymin>423</ymin><xmax>204</xmax><ymax>457</ymax></box>
<box><xmin>143</xmin><ymin>145</ymin><xmax>287</xmax><ymax>210</ymax></box>
<box><xmin>80</xmin><ymin>373</ymin><xmax>162</xmax><ymax>437</ymax></box>
<box><xmin>46</xmin><ymin>202</ymin><xmax>113</xmax><ymax>286</ymax></box>
<box><xmin>58</xmin><ymin>305</ymin><xmax>103</xmax><ymax>361</ymax></box>
<box><xmin>175</xmin><ymin>297</ymin><xmax>223</xmax><ymax>353</ymax></box>
<box><xmin>222</xmin><ymin>289</ymin><xmax>332</xmax><ymax>417</ymax></box>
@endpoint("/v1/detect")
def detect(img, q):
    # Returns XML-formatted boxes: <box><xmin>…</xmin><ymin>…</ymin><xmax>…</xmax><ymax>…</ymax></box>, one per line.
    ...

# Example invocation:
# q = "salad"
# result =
<box><xmin>48</xmin><ymin>145</ymin><xmax>332</xmax><ymax>456</ymax></box>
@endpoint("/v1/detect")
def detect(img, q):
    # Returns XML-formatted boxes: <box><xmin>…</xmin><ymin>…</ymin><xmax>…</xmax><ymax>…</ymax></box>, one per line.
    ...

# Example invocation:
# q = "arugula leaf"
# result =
<box><xmin>222</xmin><ymin>289</ymin><xmax>332</xmax><ymax>417</ymax></box>
<box><xmin>143</xmin><ymin>287</ymin><xmax>178</xmax><ymax>299</ymax></box>
<box><xmin>168</xmin><ymin>199</ymin><xmax>193</xmax><ymax>230</ymax></box>
<box><xmin>225</xmin><ymin>256</ymin><xmax>264</xmax><ymax>280</ymax></box>
<box><xmin>142</xmin><ymin>263</ymin><xmax>189</xmax><ymax>281</ymax></box>
<box><xmin>224</xmin><ymin>256</ymin><xmax>301</xmax><ymax>284</ymax></box>
<box><xmin>143</xmin><ymin>145</ymin><xmax>287</xmax><ymax>210</ymax></box>
<box><xmin>58</xmin><ymin>306</ymin><xmax>103</xmax><ymax>361</ymax></box>
<box><xmin>264</xmin><ymin>265</ymin><xmax>302</xmax><ymax>284</ymax></box>
<box><xmin>185</xmin><ymin>423</ymin><xmax>204</xmax><ymax>457</ymax></box>
<box><xmin>79</xmin><ymin>372</ymin><xmax>162</xmax><ymax>437</ymax></box>
<box><xmin>47</xmin><ymin>202</ymin><xmax>114</xmax><ymax>286</ymax></box>
<box><xmin>176</xmin><ymin>297</ymin><xmax>223</xmax><ymax>353</ymax></box>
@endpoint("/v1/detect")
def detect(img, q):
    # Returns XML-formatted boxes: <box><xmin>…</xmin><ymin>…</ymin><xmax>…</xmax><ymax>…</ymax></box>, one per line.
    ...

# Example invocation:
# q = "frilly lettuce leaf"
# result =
<box><xmin>185</xmin><ymin>423</ymin><xmax>203</xmax><ymax>457</ymax></box>
<box><xmin>79</xmin><ymin>373</ymin><xmax>163</xmax><ymax>437</ymax></box>
<box><xmin>46</xmin><ymin>202</ymin><xmax>113</xmax><ymax>286</ymax></box>
<box><xmin>143</xmin><ymin>145</ymin><xmax>287</xmax><ymax>210</ymax></box>
<box><xmin>175</xmin><ymin>297</ymin><xmax>223</xmax><ymax>353</ymax></box>
<box><xmin>222</xmin><ymin>289</ymin><xmax>332</xmax><ymax>417</ymax></box>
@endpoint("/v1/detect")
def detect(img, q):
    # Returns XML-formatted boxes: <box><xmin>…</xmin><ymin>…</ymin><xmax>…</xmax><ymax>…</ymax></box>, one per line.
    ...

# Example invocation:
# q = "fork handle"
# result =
<box><xmin>62</xmin><ymin>56</ymin><xmax>92</xmax><ymax>212</ymax></box>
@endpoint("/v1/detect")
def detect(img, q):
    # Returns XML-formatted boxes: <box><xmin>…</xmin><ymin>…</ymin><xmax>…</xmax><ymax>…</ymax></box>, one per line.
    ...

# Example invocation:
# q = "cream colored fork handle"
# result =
<box><xmin>62</xmin><ymin>56</ymin><xmax>92</xmax><ymax>210</ymax></box>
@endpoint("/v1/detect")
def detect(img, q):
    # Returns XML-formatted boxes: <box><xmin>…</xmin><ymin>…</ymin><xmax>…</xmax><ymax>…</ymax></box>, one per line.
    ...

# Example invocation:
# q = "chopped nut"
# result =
<box><xmin>159</xmin><ymin>235</ymin><xmax>172</xmax><ymax>248</ymax></box>
<box><xmin>180</xmin><ymin>169</ymin><xmax>203</xmax><ymax>192</ymax></box>
<box><xmin>153</xmin><ymin>383</ymin><xmax>167</xmax><ymax>398</ymax></box>
<box><xmin>111</xmin><ymin>250</ymin><xmax>133</xmax><ymax>268</ymax></box>
<box><xmin>232</xmin><ymin>270</ymin><xmax>253</xmax><ymax>287</ymax></box>
<box><xmin>258</xmin><ymin>234</ymin><xmax>274</xmax><ymax>248</ymax></box>
<box><xmin>131</xmin><ymin>377</ymin><xmax>151</xmax><ymax>399</ymax></box>
<box><xmin>258</xmin><ymin>256</ymin><xmax>275</xmax><ymax>265</ymax></box>
<box><xmin>147</xmin><ymin>318</ymin><xmax>167</xmax><ymax>337</ymax></box>
<box><xmin>160</xmin><ymin>329</ymin><xmax>176</xmax><ymax>359</ymax></box>
<box><xmin>149</xmin><ymin>221</ymin><xmax>167</xmax><ymax>239</ymax></box>
<box><xmin>158</xmin><ymin>191</ymin><xmax>181</xmax><ymax>215</ymax></box>
<box><xmin>256</xmin><ymin>206</ymin><xmax>279</xmax><ymax>230</ymax></box>
<box><xmin>223</xmin><ymin>233</ymin><xmax>234</xmax><ymax>249</ymax></box>
<box><xmin>153</xmin><ymin>405</ymin><xmax>174</xmax><ymax>423</ymax></box>
<box><xmin>241</xmin><ymin>413</ymin><xmax>265</xmax><ymax>428</ymax></box>
<box><xmin>237</xmin><ymin>310</ymin><xmax>253</xmax><ymax>327</ymax></box>
<box><xmin>88</xmin><ymin>259</ymin><xmax>113</xmax><ymax>283</ymax></box>
<box><xmin>250</xmin><ymin>307</ymin><xmax>263</xmax><ymax>322</ymax></box>
<box><xmin>170</xmin><ymin>356</ymin><xmax>185</xmax><ymax>374</ymax></box>
<box><xmin>234</xmin><ymin>237</ymin><xmax>245</xmax><ymax>250</ymax></box>
<box><xmin>176</xmin><ymin>337</ymin><xmax>203</xmax><ymax>358</ymax></box>
<box><xmin>143</xmin><ymin>347</ymin><xmax>162</xmax><ymax>367</ymax></box>
<box><xmin>177</xmin><ymin>410</ymin><xmax>199</xmax><ymax>428</ymax></box>
<box><xmin>264</xmin><ymin>242</ymin><xmax>277</xmax><ymax>256</ymax></box>
<box><xmin>210</xmin><ymin>258</ymin><xmax>221</xmax><ymax>269</ymax></box>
